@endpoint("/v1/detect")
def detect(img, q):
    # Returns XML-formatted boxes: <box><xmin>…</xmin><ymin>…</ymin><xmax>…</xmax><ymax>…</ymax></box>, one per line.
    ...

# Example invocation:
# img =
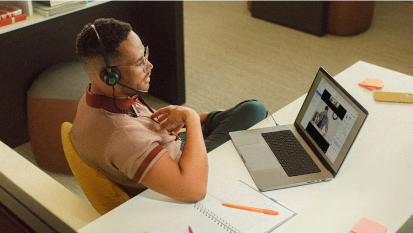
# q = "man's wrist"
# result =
<box><xmin>183</xmin><ymin>109</ymin><xmax>200</xmax><ymax>126</ymax></box>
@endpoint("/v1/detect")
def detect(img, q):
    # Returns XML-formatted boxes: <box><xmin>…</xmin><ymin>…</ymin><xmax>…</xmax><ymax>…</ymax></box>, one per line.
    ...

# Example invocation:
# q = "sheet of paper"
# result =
<box><xmin>351</xmin><ymin>217</ymin><xmax>387</xmax><ymax>233</ymax></box>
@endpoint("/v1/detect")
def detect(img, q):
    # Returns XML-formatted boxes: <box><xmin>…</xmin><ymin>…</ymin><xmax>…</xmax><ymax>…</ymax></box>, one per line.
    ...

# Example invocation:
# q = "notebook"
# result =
<box><xmin>147</xmin><ymin>180</ymin><xmax>296</xmax><ymax>233</ymax></box>
<box><xmin>229</xmin><ymin>67</ymin><xmax>368</xmax><ymax>192</ymax></box>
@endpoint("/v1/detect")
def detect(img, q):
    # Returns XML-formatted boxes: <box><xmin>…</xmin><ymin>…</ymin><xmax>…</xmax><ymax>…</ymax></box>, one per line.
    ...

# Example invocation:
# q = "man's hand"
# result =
<box><xmin>151</xmin><ymin>105</ymin><xmax>199</xmax><ymax>133</ymax></box>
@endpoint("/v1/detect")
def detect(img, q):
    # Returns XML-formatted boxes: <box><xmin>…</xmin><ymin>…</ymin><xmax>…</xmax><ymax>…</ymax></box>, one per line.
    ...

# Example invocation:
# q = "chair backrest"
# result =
<box><xmin>61</xmin><ymin>122</ymin><xmax>130</xmax><ymax>215</ymax></box>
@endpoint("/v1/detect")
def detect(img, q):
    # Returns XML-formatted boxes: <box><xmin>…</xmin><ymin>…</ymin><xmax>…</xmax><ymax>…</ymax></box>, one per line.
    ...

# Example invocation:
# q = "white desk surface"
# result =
<box><xmin>79</xmin><ymin>61</ymin><xmax>413</xmax><ymax>233</ymax></box>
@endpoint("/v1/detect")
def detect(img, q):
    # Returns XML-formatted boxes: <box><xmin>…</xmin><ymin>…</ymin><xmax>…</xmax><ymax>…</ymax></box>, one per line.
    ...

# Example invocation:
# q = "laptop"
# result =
<box><xmin>229</xmin><ymin>68</ymin><xmax>368</xmax><ymax>192</ymax></box>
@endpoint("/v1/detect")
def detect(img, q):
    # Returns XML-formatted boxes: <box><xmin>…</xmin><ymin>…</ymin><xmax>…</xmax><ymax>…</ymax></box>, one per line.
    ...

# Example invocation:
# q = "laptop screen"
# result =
<box><xmin>295</xmin><ymin>68</ymin><xmax>368</xmax><ymax>175</ymax></box>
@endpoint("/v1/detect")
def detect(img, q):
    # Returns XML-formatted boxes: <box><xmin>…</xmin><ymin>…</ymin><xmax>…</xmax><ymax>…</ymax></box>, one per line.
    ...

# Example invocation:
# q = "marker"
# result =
<box><xmin>222</xmin><ymin>203</ymin><xmax>279</xmax><ymax>215</ymax></box>
<box><xmin>188</xmin><ymin>225</ymin><xmax>194</xmax><ymax>233</ymax></box>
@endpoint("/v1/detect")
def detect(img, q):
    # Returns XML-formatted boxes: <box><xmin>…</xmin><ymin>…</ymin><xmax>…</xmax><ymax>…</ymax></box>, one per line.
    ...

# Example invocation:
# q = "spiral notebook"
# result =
<box><xmin>147</xmin><ymin>180</ymin><xmax>296</xmax><ymax>233</ymax></box>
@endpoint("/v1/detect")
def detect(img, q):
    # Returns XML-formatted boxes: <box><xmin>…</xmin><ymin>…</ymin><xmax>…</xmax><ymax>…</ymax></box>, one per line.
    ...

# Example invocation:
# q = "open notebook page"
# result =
<box><xmin>147</xmin><ymin>180</ymin><xmax>295</xmax><ymax>233</ymax></box>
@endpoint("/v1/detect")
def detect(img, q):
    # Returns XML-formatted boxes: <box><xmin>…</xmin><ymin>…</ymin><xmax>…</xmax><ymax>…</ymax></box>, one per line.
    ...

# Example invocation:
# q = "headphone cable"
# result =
<box><xmin>267</xmin><ymin>110</ymin><xmax>279</xmax><ymax>126</ymax></box>
<box><xmin>112</xmin><ymin>86</ymin><xmax>130</xmax><ymax>115</ymax></box>
<box><xmin>112</xmin><ymin>86</ymin><xmax>160</xmax><ymax>124</ymax></box>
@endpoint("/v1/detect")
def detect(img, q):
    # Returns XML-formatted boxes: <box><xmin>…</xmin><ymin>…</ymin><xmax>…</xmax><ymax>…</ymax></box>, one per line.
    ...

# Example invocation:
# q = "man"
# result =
<box><xmin>72</xmin><ymin>18</ymin><xmax>267</xmax><ymax>202</ymax></box>
<box><xmin>316</xmin><ymin>106</ymin><xmax>329</xmax><ymax>137</ymax></box>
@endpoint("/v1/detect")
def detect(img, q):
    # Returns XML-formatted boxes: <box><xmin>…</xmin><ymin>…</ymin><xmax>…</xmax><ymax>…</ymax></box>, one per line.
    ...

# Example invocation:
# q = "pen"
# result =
<box><xmin>222</xmin><ymin>203</ymin><xmax>279</xmax><ymax>215</ymax></box>
<box><xmin>188</xmin><ymin>225</ymin><xmax>194</xmax><ymax>233</ymax></box>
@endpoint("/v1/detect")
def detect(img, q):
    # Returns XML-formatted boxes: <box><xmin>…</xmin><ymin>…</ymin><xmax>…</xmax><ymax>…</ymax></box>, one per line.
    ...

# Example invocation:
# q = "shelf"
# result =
<box><xmin>0</xmin><ymin>0</ymin><xmax>110</xmax><ymax>34</ymax></box>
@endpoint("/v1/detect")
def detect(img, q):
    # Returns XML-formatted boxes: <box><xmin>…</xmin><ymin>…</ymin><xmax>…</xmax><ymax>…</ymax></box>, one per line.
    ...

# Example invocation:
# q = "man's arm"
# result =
<box><xmin>322</xmin><ymin>118</ymin><xmax>328</xmax><ymax>137</ymax></box>
<box><xmin>316</xmin><ymin>112</ymin><xmax>323</xmax><ymax>123</ymax></box>
<box><xmin>140</xmin><ymin>106</ymin><xmax>208</xmax><ymax>202</ymax></box>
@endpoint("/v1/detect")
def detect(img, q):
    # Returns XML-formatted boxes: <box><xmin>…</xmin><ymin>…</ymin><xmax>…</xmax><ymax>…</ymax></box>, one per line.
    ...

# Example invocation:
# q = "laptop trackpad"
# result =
<box><xmin>238</xmin><ymin>144</ymin><xmax>281</xmax><ymax>171</ymax></box>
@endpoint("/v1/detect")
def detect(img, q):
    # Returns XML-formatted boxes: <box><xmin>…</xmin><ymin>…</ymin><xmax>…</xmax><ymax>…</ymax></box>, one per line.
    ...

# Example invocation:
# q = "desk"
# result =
<box><xmin>79</xmin><ymin>61</ymin><xmax>413</xmax><ymax>233</ymax></box>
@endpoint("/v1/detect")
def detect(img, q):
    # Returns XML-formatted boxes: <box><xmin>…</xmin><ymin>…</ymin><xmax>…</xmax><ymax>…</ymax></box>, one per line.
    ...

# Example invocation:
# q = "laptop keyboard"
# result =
<box><xmin>261</xmin><ymin>130</ymin><xmax>321</xmax><ymax>177</ymax></box>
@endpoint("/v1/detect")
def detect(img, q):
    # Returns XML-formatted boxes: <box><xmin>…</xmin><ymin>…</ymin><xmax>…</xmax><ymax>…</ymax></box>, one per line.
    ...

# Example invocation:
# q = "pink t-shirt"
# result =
<box><xmin>71</xmin><ymin>84</ymin><xmax>182</xmax><ymax>196</ymax></box>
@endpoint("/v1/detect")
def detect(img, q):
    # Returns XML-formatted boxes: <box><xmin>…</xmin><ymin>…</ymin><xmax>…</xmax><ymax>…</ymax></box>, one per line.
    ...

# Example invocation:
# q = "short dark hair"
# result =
<box><xmin>76</xmin><ymin>18</ymin><xmax>132</xmax><ymax>62</ymax></box>
<box><xmin>325</xmin><ymin>106</ymin><xmax>329</xmax><ymax>111</ymax></box>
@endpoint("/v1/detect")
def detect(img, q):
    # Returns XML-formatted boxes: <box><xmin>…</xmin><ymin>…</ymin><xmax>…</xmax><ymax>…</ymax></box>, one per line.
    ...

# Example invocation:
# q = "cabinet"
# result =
<box><xmin>0</xmin><ymin>1</ymin><xmax>185</xmax><ymax>148</ymax></box>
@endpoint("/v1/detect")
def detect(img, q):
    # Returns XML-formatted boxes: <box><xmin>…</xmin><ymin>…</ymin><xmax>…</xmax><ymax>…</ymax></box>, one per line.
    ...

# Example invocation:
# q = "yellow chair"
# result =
<box><xmin>61</xmin><ymin>122</ymin><xmax>130</xmax><ymax>215</ymax></box>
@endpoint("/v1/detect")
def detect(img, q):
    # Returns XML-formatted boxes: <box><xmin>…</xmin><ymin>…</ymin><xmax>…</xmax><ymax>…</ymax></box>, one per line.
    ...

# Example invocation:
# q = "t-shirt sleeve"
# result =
<box><xmin>105</xmin><ymin>125</ymin><xmax>167</xmax><ymax>183</ymax></box>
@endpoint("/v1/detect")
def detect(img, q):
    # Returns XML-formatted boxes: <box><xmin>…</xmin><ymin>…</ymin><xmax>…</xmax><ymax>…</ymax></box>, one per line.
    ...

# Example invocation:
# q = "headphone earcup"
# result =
<box><xmin>100</xmin><ymin>68</ymin><xmax>121</xmax><ymax>86</ymax></box>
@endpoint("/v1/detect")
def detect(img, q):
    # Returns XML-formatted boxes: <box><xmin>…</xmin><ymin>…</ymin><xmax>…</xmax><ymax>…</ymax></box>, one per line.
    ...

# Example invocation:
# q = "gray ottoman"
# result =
<box><xmin>27</xmin><ymin>61</ymin><xmax>89</xmax><ymax>174</ymax></box>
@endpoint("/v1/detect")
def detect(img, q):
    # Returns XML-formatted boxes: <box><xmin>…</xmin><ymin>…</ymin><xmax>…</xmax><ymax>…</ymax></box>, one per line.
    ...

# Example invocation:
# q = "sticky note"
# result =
<box><xmin>364</xmin><ymin>78</ymin><xmax>384</xmax><ymax>88</ymax></box>
<box><xmin>350</xmin><ymin>217</ymin><xmax>387</xmax><ymax>233</ymax></box>
<box><xmin>358</xmin><ymin>81</ymin><xmax>383</xmax><ymax>91</ymax></box>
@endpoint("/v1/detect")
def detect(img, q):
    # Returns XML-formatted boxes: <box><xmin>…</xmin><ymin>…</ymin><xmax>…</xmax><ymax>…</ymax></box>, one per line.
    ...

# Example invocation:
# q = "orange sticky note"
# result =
<box><xmin>351</xmin><ymin>217</ymin><xmax>387</xmax><ymax>233</ymax></box>
<box><xmin>358</xmin><ymin>81</ymin><xmax>383</xmax><ymax>91</ymax></box>
<box><xmin>364</xmin><ymin>78</ymin><xmax>384</xmax><ymax>88</ymax></box>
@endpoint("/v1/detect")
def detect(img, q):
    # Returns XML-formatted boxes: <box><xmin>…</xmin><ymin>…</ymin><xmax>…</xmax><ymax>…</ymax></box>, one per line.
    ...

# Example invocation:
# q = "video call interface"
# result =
<box><xmin>300</xmin><ymin>78</ymin><xmax>359</xmax><ymax>164</ymax></box>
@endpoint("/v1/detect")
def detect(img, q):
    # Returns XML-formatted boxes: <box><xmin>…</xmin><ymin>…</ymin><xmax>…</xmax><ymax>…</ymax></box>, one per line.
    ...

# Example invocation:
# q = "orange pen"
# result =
<box><xmin>222</xmin><ymin>203</ymin><xmax>279</xmax><ymax>215</ymax></box>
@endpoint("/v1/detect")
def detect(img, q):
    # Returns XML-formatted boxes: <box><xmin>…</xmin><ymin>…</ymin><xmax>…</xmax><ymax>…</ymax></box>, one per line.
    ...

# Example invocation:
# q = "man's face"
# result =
<box><xmin>324</xmin><ymin>109</ymin><xmax>328</xmax><ymax>116</ymax></box>
<box><xmin>115</xmin><ymin>31</ymin><xmax>153</xmax><ymax>96</ymax></box>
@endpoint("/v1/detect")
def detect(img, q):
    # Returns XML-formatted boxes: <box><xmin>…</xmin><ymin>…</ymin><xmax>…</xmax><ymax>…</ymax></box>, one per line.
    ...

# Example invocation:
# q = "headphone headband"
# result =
<box><xmin>91</xmin><ymin>24</ymin><xmax>112</xmax><ymax>73</ymax></box>
<box><xmin>91</xmin><ymin>24</ymin><xmax>119</xmax><ymax>86</ymax></box>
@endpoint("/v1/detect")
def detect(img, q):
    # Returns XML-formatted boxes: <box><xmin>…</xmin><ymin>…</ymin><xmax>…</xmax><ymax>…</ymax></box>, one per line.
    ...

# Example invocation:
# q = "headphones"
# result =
<box><xmin>91</xmin><ymin>24</ymin><xmax>147</xmax><ymax>93</ymax></box>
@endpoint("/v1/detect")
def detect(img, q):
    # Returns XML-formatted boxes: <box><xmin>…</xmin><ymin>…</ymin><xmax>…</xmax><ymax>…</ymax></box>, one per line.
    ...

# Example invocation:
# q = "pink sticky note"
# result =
<box><xmin>351</xmin><ymin>217</ymin><xmax>387</xmax><ymax>233</ymax></box>
<box><xmin>358</xmin><ymin>81</ymin><xmax>383</xmax><ymax>91</ymax></box>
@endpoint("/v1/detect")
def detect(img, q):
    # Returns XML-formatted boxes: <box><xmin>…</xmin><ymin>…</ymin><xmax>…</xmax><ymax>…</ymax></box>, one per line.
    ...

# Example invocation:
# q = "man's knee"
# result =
<box><xmin>237</xmin><ymin>100</ymin><xmax>267</xmax><ymax>119</ymax></box>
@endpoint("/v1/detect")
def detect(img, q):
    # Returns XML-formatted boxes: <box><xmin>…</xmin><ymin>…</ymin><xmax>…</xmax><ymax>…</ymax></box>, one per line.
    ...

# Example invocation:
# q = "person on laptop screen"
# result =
<box><xmin>316</xmin><ymin>106</ymin><xmax>329</xmax><ymax>137</ymax></box>
<box><xmin>71</xmin><ymin>18</ymin><xmax>268</xmax><ymax>202</ymax></box>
